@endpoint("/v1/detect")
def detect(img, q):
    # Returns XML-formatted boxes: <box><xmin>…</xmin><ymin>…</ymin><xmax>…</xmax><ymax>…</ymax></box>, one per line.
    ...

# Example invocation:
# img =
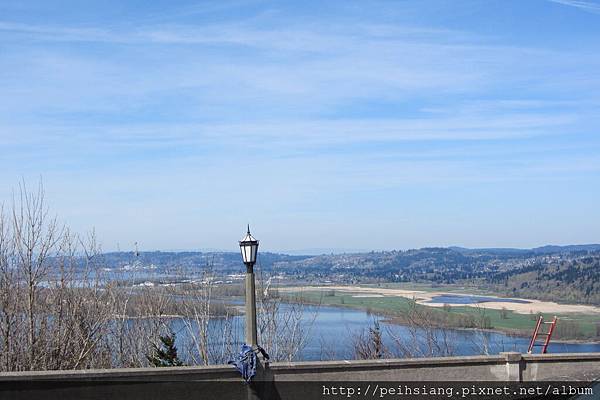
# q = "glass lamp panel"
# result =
<box><xmin>242</xmin><ymin>245</ymin><xmax>250</xmax><ymax>263</ymax></box>
<box><xmin>250</xmin><ymin>243</ymin><xmax>258</xmax><ymax>263</ymax></box>
<box><xmin>239</xmin><ymin>246</ymin><xmax>246</xmax><ymax>263</ymax></box>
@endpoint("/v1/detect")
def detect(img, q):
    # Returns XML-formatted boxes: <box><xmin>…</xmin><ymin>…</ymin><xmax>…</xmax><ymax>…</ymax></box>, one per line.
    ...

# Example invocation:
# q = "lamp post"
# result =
<box><xmin>239</xmin><ymin>225</ymin><xmax>259</xmax><ymax>347</ymax></box>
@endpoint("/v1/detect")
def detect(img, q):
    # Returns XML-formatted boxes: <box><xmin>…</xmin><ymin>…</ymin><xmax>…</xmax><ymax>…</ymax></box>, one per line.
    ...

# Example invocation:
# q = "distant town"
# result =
<box><xmin>98</xmin><ymin>244</ymin><xmax>600</xmax><ymax>305</ymax></box>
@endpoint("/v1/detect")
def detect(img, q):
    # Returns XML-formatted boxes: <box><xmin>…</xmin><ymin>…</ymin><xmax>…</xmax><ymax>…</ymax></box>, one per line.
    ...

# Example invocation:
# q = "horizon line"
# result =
<box><xmin>100</xmin><ymin>243</ymin><xmax>600</xmax><ymax>256</ymax></box>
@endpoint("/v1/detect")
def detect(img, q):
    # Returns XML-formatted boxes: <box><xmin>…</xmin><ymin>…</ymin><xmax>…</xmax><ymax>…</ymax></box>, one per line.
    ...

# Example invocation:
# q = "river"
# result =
<box><xmin>168</xmin><ymin>303</ymin><xmax>600</xmax><ymax>362</ymax></box>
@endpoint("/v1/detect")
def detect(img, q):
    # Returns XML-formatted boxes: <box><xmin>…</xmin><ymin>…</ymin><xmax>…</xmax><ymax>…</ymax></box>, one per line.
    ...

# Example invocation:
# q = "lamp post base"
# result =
<box><xmin>245</xmin><ymin>270</ymin><xmax>258</xmax><ymax>347</ymax></box>
<box><xmin>247</xmin><ymin>357</ymin><xmax>275</xmax><ymax>400</ymax></box>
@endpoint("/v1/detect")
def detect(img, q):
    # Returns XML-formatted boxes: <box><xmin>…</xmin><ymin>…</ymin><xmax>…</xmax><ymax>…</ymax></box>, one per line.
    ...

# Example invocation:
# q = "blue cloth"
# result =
<box><xmin>228</xmin><ymin>344</ymin><xmax>269</xmax><ymax>383</ymax></box>
<box><xmin>228</xmin><ymin>344</ymin><xmax>257</xmax><ymax>383</ymax></box>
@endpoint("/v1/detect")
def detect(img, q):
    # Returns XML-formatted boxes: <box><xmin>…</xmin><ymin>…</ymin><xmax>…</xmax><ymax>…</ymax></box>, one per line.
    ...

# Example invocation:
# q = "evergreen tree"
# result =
<box><xmin>147</xmin><ymin>330</ymin><xmax>184</xmax><ymax>367</ymax></box>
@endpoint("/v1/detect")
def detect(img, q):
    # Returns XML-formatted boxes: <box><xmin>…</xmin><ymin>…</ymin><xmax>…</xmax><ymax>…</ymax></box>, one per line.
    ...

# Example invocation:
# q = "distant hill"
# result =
<box><xmin>531</xmin><ymin>244</ymin><xmax>600</xmax><ymax>254</ymax></box>
<box><xmin>448</xmin><ymin>246</ymin><xmax>531</xmax><ymax>255</ymax></box>
<box><xmin>487</xmin><ymin>253</ymin><xmax>600</xmax><ymax>304</ymax></box>
<box><xmin>90</xmin><ymin>245</ymin><xmax>600</xmax><ymax>304</ymax></box>
<box><xmin>449</xmin><ymin>244</ymin><xmax>600</xmax><ymax>255</ymax></box>
<box><xmin>96</xmin><ymin>244</ymin><xmax>600</xmax><ymax>273</ymax></box>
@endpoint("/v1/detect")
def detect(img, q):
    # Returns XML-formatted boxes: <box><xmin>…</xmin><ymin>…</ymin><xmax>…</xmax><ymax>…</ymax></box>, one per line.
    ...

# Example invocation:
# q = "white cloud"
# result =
<box><xmin>1</xmin><ymin>2</ymin><xmax>599</xmax><ymax>249</ymax></box>
<box><xmin>2</xmin><ymin>18</ymin><xmax>597</xmax><ymax>124</ymax></box>
<box><xmin>548</xmin><ymin>0</ymin><xmax>600</xmax><ymax>13</ymax></box>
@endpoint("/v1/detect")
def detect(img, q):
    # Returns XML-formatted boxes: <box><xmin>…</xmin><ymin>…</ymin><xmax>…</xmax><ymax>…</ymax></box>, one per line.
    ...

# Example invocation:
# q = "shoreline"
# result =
<box><xmin>379</xmin><ymin>314</ymin><xmax>600</xmax><ymax>345</ymax></box>
<box><xmin>279</xmin><ymin>285</ymin><xmax>600</xmax><ymax>344</ymax></box>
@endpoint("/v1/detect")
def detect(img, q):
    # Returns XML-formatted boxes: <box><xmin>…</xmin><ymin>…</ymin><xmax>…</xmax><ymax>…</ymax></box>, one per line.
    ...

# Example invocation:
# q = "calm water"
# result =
<box><xmin>427</xmin><ymin>294</ymin><xmax>531</xmax><ymax>305</ymax></box>
<box><xmin>169</xmin><ymin>304</ymin><xmax>600</xmax><ymax>362</ymax></box>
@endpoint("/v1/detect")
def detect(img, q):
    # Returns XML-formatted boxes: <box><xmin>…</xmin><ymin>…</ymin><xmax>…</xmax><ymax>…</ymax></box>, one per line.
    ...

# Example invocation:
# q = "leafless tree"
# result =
<box><xmin>353</xmin><ymin>319</ymin><xmax>388</xmax><ymax>360</ymax></box>
<box><xmin>318</xmin><ymin>335</ymin><xmax>340</xmax><ymax>361</ymax></box>
<box><xmin>385</xmin><ymin>298</ymin><xmax>457</xmax><ymax>358</ymax></box>
<box><xmin>176</xmin><ymin>267</ymin><xmax>215</xmax><ymax>365</ymax></box>
<box><xmin>256</xmin><ymin>274</ymin><xmax>319</xmax><ymax>362</ymax></box>
<box><xmin>467</xmin><ymin>305</ymin><xmax>493</xmax><ymax>355</ymax></box>
<box><xmin>11</xmin><ymin>181</ymin><xmax>62</xmax><ymax>369</ymax></box>
<box><xmin>0</xmin><ymin>181</ymin><xmax>320</xmax><ymax>371</ymax></box>
<box><xmin>106</xmin><ymin>263</ymin><xmax>171</xmax><ymax>368</ymax></box>
<box><xmin>0</xmin><ymin>182</ymin><xmax>170</xmax><ymax>371</ymax></box>
<box><xmin>0</xmin><ymin>203</ymin><xmax>20</xmax><ymax>370</ymax></box>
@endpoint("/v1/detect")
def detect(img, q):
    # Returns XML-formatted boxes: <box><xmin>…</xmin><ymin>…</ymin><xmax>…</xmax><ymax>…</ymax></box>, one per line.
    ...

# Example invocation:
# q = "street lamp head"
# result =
<box><xmin>239</xmin><ymin>225</ymin><xmax>259</xmax><ymax>269</ymax></box>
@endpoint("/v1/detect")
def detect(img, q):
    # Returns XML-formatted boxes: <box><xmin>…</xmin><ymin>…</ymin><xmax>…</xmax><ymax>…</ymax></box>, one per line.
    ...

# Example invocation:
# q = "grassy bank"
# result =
<box><xmin>281</xmin><ymin>287</ymin><xmax>600</xmax><ymax>340</ymax></box>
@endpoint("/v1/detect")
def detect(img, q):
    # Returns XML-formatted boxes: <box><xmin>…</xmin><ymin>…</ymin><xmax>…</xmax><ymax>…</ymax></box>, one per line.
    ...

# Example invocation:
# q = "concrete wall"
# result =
<box><xmin>1</xmin><ymin>352</ymin><xmax>599</xmax><ymax>382</ymax></box>
<box><xmin>1</xmin><ymin>353</ymin><xmax>599</xmax><ymax>399</ymax></box>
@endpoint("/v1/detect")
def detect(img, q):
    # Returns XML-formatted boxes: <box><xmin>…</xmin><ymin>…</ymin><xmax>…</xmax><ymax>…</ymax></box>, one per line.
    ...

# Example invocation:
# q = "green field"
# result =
<box><xmin>281</xmin><ymin>287</ymin><xmax>600</xmax><ymax>340</ymax></box>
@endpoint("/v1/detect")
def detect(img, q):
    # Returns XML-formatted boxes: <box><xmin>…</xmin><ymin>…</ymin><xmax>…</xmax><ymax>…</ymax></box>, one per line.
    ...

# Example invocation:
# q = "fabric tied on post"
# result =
<box><xmin>228</xmin><ymin>344</ymin><xmax>270</xmax><ymax>383</ymax></box>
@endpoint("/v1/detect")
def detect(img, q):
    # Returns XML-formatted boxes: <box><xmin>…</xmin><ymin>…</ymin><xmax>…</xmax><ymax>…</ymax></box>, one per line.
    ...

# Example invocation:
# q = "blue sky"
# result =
<box><xmin>1</xmin><ymin>0</ymin><xmax>599</xmax><ymax>253</ymax></box>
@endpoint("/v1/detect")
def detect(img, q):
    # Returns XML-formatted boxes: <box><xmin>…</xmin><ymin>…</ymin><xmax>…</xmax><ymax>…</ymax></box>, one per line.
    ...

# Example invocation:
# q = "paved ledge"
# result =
<box><xmin>1</xmin><ymin>352</ymin><xmax>600</xmax><ymax>382</ymax></box>
<box><xmin>0</xmin><ymin>365</ymin><xmax>238</xmax><ymax>381</ymax></box>
<box><xmin>269</xmin><ymin>354</ymin><xmax>506</xmax><ymax>372</ymax></box>
<box><xmin>521</xmin><ymin>352</ymin><xmax>600</xmax><ymax>361</ymax></box>
<box><xmin>0</xmin><ymin>354</ymin><xmax>507</xmax><ymax>381</ymax></box>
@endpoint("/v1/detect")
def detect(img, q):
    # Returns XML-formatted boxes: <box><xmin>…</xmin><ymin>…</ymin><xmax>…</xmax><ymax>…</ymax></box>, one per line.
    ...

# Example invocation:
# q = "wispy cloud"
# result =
<box><xmin>1</xmin><ymin>0</ymin><xmax>599</xmax><ymax>249</ymax></box>
<box><xmin>2</xmin><ymin>18</ymin><xmax>595</xmax><ymax>120</ymax></box>
<box><xmin>548</xmin><ymin>0</ymin><xmax>600</xmax><ymax>13</ymax></box>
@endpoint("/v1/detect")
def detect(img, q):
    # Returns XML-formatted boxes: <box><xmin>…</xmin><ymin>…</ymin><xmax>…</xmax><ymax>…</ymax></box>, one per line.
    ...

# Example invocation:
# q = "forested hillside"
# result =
<box><xmin>486</xmin><ymin>255</ymin><xmax>600</xmax><ymax>304</ymax></box>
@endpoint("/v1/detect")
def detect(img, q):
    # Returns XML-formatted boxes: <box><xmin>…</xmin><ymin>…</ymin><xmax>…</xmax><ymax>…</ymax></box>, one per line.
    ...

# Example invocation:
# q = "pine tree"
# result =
<box><xmin>147</xmin><ymin>330</ymin><xmax>184</xmax><ymax>367</ymax></box>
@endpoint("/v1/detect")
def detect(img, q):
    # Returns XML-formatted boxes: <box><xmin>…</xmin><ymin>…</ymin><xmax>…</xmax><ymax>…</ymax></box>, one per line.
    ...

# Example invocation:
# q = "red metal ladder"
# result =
<box><xmin>527</xmin><ymin>315</ymin><xmax>558</xmax><ymax>354</ymax></box>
